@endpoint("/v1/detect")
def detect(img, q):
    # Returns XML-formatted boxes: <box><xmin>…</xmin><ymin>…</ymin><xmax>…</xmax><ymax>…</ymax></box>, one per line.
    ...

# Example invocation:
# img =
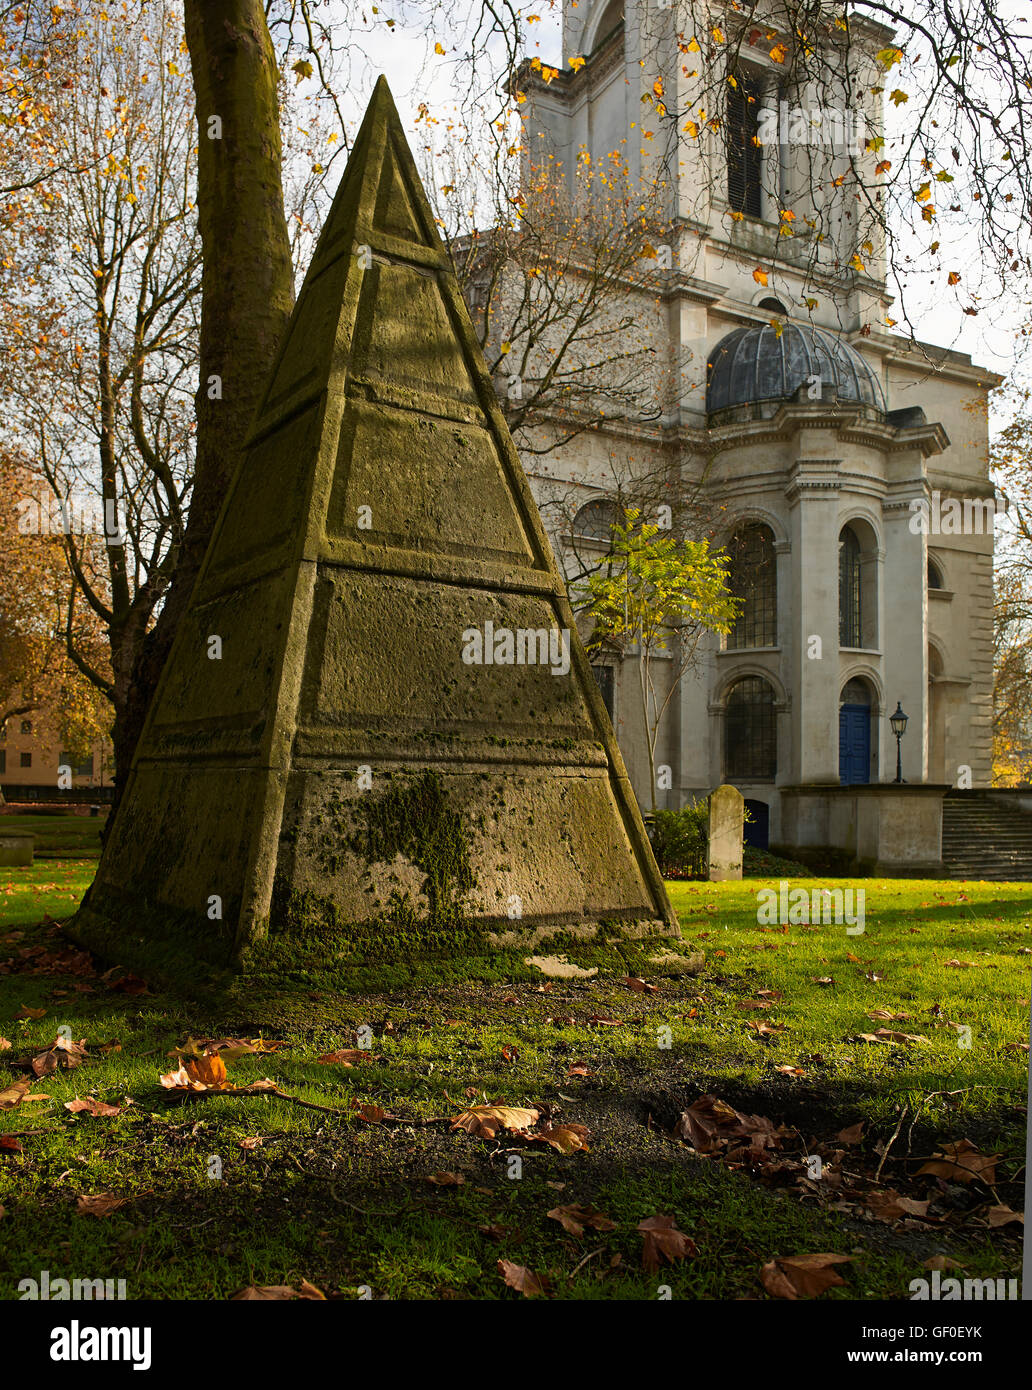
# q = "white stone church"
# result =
<box><xmin>516</xmin><ymin>1</ymin><xmax>999</xmax><ymax>872</ymax></box>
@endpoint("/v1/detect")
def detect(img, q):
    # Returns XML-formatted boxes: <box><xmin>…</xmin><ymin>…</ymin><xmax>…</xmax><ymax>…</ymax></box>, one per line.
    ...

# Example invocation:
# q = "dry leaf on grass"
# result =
<box><xmin>64</xmin><ymin>1097</ymin><xmax>128</xmax><ymax>1118</ymax></box>
<box><xmin>497</xmin><ymin>1259</ymin><xmax>549</xmax><ymax>1297</ymax></box>
<box><xmin>232</xmin><ymin>1280</ymin><xmax>325</xmax><ymax>1300</ymax></box>
<box><xmin>547</xmin><ymin>1203</ymin><xmax>616</xmax><ymax>1237</ymax></box>
<box><xmin>760</xmin><ymin>1252</ymin><xmax>852</xmax><ymax>1299</ymax></box>
<box><xmin>917</xmin><ymin>1139</ymin><xmax>998</xmax><ymax>1185</ymax></box>
<box><xmin>864</xmin><ymin>1191</ymin><xmax>932</xmax><ymax>1223</ymax></box>
<box><xmin>986</xmin><ymin>1204</ymin><xmax>1023</xmax><ymax>1228</ymax></box>
<box><xmin>623</xmin><ymin>977</ymin><xmax>659</xmax><ymax>994</ymax></box>
<box><xmin>566</xmin><ymin>1062</ymin><xmax>594</xmax><ymax>1078</ymax></box>
<box><xmin>923</xmin><ymin>1254</ymin><xmax>966</xmax><ymax>1272</ymax></box>
<box><xmin>528</xmin><ymin>1123</ymin><xmax>590</xmax><ymax>1155</ymax></box>
<box><xmin>675</xmin><ymin>1094</ymin><xmax>778</xmax><ymax>1155</ymax></box>
<box><xmin>31</xmin><ymin>1037</ymin><xmax>88</xmax><ymax>1077</ymax></box>
<box><xmin>449</xmin><ymin>1104</ymin><xmax>539</xmax><ymax>1139</ymax></box>
<box><xmin>638</xmin><ymin>1214</ymin><xmax>697</xmax><ymax>1271</ymax></box>
<box><xmin>836</xmin><ymin>1122</ymin><xmax>864</xmax><ymax>1145</ymax></box>
<box><xmin>316</xmin><ymin>1049</ymin><xmax>368</xmax><ymax>1066</ymax></box>
<box><xmin>424</xmin><ymin>1171</ymin><xmax>466</xmax><ymax>1186</ymax></box>
<box><xmin>76</xmin><ymin>1194</ymin><xmax>128</xmax><ymax>1218</ymax></box>
<box><xmin>14</xmin><ymin>1005</ymin><xmax>46</xmax><ymax>1020</ymax></box>
<box><xmin>159</xmin><ymin>1056</ymin><xmax>278</xmax><ymax>1097</ymax></box>
<box><xmin>0</xmin><ymin>1077</ymin><xmax>49</xmax><ymax>1109</ymax></box>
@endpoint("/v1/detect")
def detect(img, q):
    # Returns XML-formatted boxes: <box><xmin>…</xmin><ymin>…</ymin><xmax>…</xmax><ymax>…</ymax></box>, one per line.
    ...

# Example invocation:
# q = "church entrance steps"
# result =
<box><xmin>941</xmin><ymin>793</ymin><xmax>1032</xmax><ymax>881</ymax></box>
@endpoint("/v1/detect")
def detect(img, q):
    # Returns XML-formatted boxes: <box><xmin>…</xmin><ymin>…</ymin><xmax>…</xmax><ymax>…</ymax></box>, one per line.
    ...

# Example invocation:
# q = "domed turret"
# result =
<box><xmin>707</xmin><ymin>322</ymin><xmax>886</xmax><ymax>419</ymax></box>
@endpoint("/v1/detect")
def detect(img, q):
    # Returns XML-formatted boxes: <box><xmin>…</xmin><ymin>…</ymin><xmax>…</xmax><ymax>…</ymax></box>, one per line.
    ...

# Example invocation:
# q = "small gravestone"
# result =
<box><xmin>0</xmin><ymin>832</ymin><xmax>35</xmax><ymax>867</ymax></box>
<box><xmin>707</xmin><ymin>785</ymin><xmax>744</xmax><ymax>881</ymax></box>
<box><xmin>71</xmin><ymin>76</ymin><xmax>677</xmax><ymax>990</ymax></box>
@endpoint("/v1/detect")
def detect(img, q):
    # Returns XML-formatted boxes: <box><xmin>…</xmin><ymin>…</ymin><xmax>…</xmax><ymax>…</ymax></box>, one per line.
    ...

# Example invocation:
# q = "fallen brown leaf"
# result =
<box><xmin>760</xmin><ymin>1252</ymin><xmax>852</xmax><ymax>1299</ymax></box>
<box><xmin>987</xmin><ymin>1204</ymin><xmax>1023</xmax><ymax>1228</ymax></box>
<box><xmin>917</xmin><ymin>1139</ymin><xmax>998</xmax><ymax>1185</ymax></box>
<box><xmin>232</xmin><ymin>1280</ymin><xmax>325</xmax><ymax>1300</ymax></box>
<box><xmin>638</xmin><ymin>1214</ymin><xmax>697</xmax><ymax>1271</ymax></box>
<box><xmin>547</xmin><ymin>1203</ymin><xmax>617</xmax><ymax>1237</ymax></box>
<box><xmin>449</xmin><ymin>1104</ymin><xmax>539</xmax><ymax>1140</ymax></box>
<box><xmin>497</xmin><ymin>1259</ymin><xmax>548</xmax><ymax>1297</ymax></box>
<box><xmin>64</xmin><ymin>1096</ymin><xmax>128</xmax><ymax>1118</ymax></box>
<box><xmin>424</xmin><ymin>1171</ymin><xmax>466</xmax><ymax>1186</ymax></box>
<box><xmin>316</xmin><ymin>1049</ymin><xmax>367</xmax><ymax>1066</ymax></box>
<box><xmin>76</xmin><ymin>1194</ymin><xmax>128</xmax><ymax>1218</ymax></box>
<box><xmin>529</xmin><ymin>1122</ymin><xmax>590</xmax><ymax>1155</ymax></box>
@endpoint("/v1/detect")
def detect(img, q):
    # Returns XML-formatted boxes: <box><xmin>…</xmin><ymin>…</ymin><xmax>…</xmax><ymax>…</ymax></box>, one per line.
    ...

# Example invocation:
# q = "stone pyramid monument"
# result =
<box><xmin>73</xmin><ymin>77</ymin><xmax>677</xmax><ymax>986</ymax></box>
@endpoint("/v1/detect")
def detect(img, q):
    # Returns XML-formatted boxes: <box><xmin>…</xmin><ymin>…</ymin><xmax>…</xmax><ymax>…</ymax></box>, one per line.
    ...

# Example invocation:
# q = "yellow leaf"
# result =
<box><xmin>569</xmin><ymin>55</ymin><xmax>586</xmax><ymax>71</ymax></box>
<box><xmin>434</xmin><ymin>41</ymin><xmax>445</xmax><ymax>55</ymax></box>
<box><xmin>687</xmin><ymin>37</ymin><xmax>700</xmax><ymax>52</ymax></box>
<box><xmin>947</xmin><ymin>271</ymin><xmax>961</xmax><ymax>285</ymax></box>
<box><xmin>769</xmin><ymin>43</ymin><xmax>788</xmax><ymax>64</ymax></box>
<box><xmin>711</xmin><ymin>27</ymin><xmax>725</xmax><ymax>43</ymax></box>
<box><xmin>753</xmin><ymin>268</ymin><xmax>769</xmax><ymax>286</ymax></box>
<box><xmin>653</xmin><ymin>77</ymin><xmax>664</xmax><ymax>98</ymax></box>
<box><xmin>889</xmin><ymin>89</ymin><xmax>909</xmax><ymax>106</ymax></box>
<box><xmin>291</xmin><ymin>59</ymin><xmax>313</xmax><ymax>82</ymax></box>
<box><xmin>875</xmin><ymin>159</ymin><xmax>891</xmax><ymax>175</ymax></box>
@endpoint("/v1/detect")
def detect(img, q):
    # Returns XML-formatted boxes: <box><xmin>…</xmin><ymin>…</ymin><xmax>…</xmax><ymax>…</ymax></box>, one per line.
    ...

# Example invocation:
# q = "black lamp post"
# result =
<box><xmin>890</xmin><ymin>702</ymin><xmax>908</xmax><ymax>784</ymax></box>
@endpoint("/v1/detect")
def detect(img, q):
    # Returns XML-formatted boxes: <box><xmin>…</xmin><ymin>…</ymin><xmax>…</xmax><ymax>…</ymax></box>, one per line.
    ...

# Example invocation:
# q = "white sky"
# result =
<box><xmin>303</xmin><ymin>0</ymin><xmax>1029</xmax><ymax>389</ymax></box>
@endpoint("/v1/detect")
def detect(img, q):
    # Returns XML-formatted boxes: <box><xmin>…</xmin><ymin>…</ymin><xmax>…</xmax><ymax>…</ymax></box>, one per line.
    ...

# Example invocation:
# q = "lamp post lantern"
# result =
<box><xmin>890</xmin><ymin>702</ymin><xmax>908</xmax><ymax>784</ymax></box>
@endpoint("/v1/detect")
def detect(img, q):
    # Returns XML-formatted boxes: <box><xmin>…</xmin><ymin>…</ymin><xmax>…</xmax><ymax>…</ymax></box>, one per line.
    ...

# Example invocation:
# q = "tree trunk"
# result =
<box><xmin>114</xmin><ymin>0</ymin><xmax>294</xmax><ymax>823</ymax></box>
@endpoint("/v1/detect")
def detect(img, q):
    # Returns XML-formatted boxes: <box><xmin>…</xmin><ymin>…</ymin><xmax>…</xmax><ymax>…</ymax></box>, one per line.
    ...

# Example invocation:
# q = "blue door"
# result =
<box><xmin>839</xmin><ymin>704</ymin><xmax>870</xmax><ymax>784</ymax></box>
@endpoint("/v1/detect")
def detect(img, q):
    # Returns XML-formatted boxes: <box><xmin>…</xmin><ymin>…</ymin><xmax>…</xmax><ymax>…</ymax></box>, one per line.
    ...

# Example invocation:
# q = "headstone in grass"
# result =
<box><xmin>69</xmin><ymin>78</ymin><xmax>677</xmax><ymax>993</ymax></box>
<box><xmin>707</xmin><ymin>785</ymin><xmax>744</xmax><ymax>882</ymax></box>
<box><xmin>0</xmin><ymin>832</ymin><xmax>34</xmax><ymax>867</ymax></box>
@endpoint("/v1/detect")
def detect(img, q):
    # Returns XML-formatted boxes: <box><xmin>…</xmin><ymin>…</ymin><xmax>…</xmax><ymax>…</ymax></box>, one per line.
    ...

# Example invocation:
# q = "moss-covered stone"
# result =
<box><xmin>69</xmin><ymin>77</ymin><xmax>676</xmax><ymax>995</ymax></box>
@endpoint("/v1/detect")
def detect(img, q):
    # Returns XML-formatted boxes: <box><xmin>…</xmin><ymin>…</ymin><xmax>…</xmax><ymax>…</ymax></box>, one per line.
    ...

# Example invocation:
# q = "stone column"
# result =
<box><xmin>882</xmin><ymin>494</ymin><xmax>928</xmax><ymax>782</ymax></box>
<box><xmin>787</xmin><ymin>459</ymin><xmax>842</xmax><ymax>783</ymax></box>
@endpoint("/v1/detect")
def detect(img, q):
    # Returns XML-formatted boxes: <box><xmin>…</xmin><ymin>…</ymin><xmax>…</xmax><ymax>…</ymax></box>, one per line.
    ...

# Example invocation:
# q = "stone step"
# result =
<box><xmin>941</xmin><ymin>798</ymin><xmax>1032</xmax><ymax>879</ymax></box>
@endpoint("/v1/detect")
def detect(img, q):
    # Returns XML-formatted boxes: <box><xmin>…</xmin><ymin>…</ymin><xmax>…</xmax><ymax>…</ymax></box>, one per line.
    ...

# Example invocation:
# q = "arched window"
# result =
<box><xmin>588</xmin><ymin>0</ymin><xmax>624</xmax><ymax>51</ymax></box>
<box><xmin>727</xmin><ymin>523</ymin><xmax>777</xmax><ymax>648</ymax></box>
<box><xmin>572</xmin><ymin>498</ymin><xmax>621</xmax><ymax>548</ymax></box>
<box><xmin>839</xmin><ymin>525</ymin><xmax>862</xmax><ymax>647</ymax></box>
<box><xmin>927</xmin><ymin>558</ymin><xmax>943</xmax><ymax>590</ymax></box>
<box><xmin>725</xmin><ymin>676</ymin><xmax>777</xmax><ymax>781</ymax></box>
<box><xmin>758</xmin><ymin>297</ymin><xmax>788</xmax><ymax>315</ymax></box>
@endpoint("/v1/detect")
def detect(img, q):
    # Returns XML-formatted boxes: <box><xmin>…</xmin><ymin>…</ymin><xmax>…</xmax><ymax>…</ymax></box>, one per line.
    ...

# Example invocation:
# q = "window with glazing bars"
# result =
<box><xmin>725</xmin><ymin>677</ymin><xmax>777</xmax><ymax>781</ymax></box>
<box><xmin>726</xmin><ymin>74</ymin><xmax>763</xmax><ymax>217</ymax></box>
<box><xmin>727</xmin><ymin>524</ymin><xmax>777</xmax><ymax>648</ymax></box>
<box><xmin>839</xmin><ymin>526</ymin><xmax>862</xmax><ymax>647</ymax></box>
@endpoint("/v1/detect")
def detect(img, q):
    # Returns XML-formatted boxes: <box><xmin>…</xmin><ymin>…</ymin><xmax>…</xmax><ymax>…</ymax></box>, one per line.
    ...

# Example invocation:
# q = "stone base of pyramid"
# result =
<box><xmin>69</xmin><ymin>763</ymin><xmax>676</xmax><ymax>995</ymax></box>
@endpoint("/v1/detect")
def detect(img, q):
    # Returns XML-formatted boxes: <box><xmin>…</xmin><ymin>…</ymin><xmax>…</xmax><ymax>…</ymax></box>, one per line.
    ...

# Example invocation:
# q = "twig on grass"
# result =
<box><xmin>874</xmin><ymin>1106</ymin><xmax>908</xmax><ymax>1183</ymax></box>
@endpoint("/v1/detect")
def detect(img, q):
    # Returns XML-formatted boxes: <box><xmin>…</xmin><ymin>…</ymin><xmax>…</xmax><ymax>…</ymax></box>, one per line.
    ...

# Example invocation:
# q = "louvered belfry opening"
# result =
<box><xmin>726</xmin><ymin>73</ymin><xmax>763</xmax><ymax>218</ymax></box>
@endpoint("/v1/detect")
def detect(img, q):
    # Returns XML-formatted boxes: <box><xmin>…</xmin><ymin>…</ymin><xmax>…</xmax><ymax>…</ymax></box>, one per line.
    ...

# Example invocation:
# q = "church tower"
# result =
<box><xmin>519</xmin><ymin>2</ymin><xmax>998</xmax><ymax>870</ymax></box>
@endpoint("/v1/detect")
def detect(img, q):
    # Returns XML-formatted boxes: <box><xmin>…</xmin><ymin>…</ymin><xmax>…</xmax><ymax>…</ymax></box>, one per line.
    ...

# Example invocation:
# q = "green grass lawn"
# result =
<box><xmin>0</xmin><ymin>862</ymin><xmax>1027</xmax><ymax>1301</ymax></box>
<box><xmin>0</xmin><ymin>814</ymin><xmax>106</xmax><ymax>858</ymax></box>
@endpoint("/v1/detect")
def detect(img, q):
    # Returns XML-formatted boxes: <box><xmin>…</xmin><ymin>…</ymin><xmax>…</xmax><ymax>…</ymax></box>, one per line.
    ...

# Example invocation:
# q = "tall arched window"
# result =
<box><xmin>725</xmin><ymin>676</ymin><xmax>777</xmax><ymax>781</ymax></box>
<box><xmin>839</xmin><ymin>525</ymin><xmax>862</xmax><ymax>647</ymax></box>
<box><xmin>727</xmin><ymin>523</ymin><xmax>777</xmax><ymax>648</ymax></box>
